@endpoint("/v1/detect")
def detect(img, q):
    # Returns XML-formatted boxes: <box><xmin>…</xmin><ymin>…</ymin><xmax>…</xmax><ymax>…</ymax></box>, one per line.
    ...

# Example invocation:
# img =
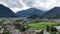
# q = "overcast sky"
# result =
<box><xmin>0</xmin><ymin>0</ymin><xmax>60</xmax><ymax>13</ymax></box>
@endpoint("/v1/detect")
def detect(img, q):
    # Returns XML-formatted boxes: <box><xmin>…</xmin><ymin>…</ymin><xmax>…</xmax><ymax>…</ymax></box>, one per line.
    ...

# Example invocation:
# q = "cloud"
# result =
<box><xmin>0</xmin><ymin>0</ymin><xmax>30</xmax><ymax>12</ymax></box>
<box><xmin>22</xmin><ymin>0</ymin><xmax>58</xmax><ymax>10</ymax></box>
<box><xmin>0</xmin><ymin>0</ymin><xmax>60</xmax><ymax>12</ymax></box>
<box><xmin>56</xmin><ymin>0</ymin><xmax>60</xmax><ymax>7</ymax></box>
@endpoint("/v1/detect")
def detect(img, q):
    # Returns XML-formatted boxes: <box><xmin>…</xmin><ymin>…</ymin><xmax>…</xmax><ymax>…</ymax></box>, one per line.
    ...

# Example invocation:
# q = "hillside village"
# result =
<box><xmin>0</xmin><ymin>18</ymin><xmax>59</xmax><ymax>34</ymax></box>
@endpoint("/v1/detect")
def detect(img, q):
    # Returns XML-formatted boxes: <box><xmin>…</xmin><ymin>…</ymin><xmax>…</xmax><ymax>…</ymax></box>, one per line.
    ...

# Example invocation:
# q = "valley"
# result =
<box><xmin>0</xmin><ymin>18</ymin><xmax>59</xmax><ymax>34</ymax></box>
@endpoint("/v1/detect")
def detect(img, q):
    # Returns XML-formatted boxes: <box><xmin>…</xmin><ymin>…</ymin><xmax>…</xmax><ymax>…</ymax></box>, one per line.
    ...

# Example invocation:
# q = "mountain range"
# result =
<box><xmin>16</xmin><ymin>7</ymin><xmax>60</xmax><ymax>19</ymax></box>
<box><xmin>0</xmin><ymin>4</ymin><xmax>60</xmax><ymax>19</ymax></box>
<box><xmin>16</xmin><ymin>8</ymin><xmax>46</xmax><ymax>17</ymax></box>
<box><xmin>0</xmin><ymin>4</ymin><xmax>18</xmax><ymax>18</ymax></box>
<box><xmin>43</xmin><ymin>7</ymin><xmax>60</xmax><ymax>19</ymax></box>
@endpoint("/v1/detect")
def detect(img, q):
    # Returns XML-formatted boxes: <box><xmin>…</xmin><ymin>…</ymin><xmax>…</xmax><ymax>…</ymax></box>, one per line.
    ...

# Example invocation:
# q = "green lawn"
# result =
<box><xmin>28</xmin><ymin>22</ymin><xmax>60</xmax><ymax>29</ymax></box>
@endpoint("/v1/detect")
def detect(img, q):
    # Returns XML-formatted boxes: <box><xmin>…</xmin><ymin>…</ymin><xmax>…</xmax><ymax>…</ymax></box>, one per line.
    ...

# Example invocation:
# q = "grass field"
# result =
<box><xmin>28</xmin><ymin>22</ymin><xmax>60</xmax><ymax>29</ymax></box>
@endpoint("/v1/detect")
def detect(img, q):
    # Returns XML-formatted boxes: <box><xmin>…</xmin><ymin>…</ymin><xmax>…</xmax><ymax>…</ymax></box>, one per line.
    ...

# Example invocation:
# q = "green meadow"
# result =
<box><xmin>28</xmin><ymin>22</ymin><xmax>60</xmax><ymax>29</ymax></box>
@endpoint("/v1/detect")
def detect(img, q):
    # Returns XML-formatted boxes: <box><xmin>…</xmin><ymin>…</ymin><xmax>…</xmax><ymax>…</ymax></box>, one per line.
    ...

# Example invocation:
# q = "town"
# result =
<box><xmin>0</xmin><ymin>18</ymin><xmax>60</xmax><ymax>34</ymax></box>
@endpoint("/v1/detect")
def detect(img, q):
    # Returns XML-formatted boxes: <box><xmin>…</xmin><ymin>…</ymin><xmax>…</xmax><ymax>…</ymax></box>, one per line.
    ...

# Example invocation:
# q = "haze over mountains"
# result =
<box><xmin>0</xmin><ymin>4</ymin><xmax>18</xmax><ymax>18</ymax></box>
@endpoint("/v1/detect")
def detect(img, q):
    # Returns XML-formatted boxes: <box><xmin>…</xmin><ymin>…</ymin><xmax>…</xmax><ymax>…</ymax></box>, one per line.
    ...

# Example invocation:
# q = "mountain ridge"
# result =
<box><xmin>16</xmin><ymin>8</ymin><xmax>46</xmax><ymax>17</ymax></box>
<box><xmin>43</xmin><ymin>7</ymin><xmax>60</xmax><ymax>19</ymax></box>
<box><xmin>0</xmin><ymin>4</ymin><xmax>18</xmax><ymax>18</ymax></box>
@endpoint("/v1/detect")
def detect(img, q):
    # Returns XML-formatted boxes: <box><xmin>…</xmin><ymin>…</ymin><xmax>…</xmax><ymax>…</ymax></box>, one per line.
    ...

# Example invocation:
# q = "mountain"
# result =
<box><xmin>16</xmin><ymin>8</ymin><xmax>46</xmax><ymax>17</ymax></box>
<box><xmin>0</xmin><ymin>4</ymin><xmax>18</xmax><ymax>18</ymax></box>
<box><xmin>43</xmin><ymin>7</ymin><xmax>60</xmax><ymax>19</ymax></box>
<box><xmin>28</xmin><ymin>14</ymin><xmax>40</xmax><ymax>19</ymax></box>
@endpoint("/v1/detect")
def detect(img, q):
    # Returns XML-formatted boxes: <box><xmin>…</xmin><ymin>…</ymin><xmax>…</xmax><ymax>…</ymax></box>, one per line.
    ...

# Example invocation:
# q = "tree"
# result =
<box><xmin>46</xmin><ymin>25</ymin><xmax>49</xmax><ymax>32</ymax></box>
<box><xmin>50</xmin><ymin>26</ymin><xmax>58</xmax><ymax>34</ymax></box>
<box><xmin>14</xmin><ymin>21</ymin><xmax>30</xmax><ymax>32</ymax></box>
<box><xmin>50</xmin><ymin>26</ymin><xmax>58</xmax><ymax>32</ymax></box>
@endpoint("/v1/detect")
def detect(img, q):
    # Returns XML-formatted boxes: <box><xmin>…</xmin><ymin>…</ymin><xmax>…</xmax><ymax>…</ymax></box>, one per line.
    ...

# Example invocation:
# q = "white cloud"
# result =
<box><xmin>56</xmin><ymin>0</ymin><xmax>60</xmax><ymax>7</ymax></box>
<box><xmin>0</xmin><ymin>0</ymin><xmax>30</xmax><ymax>12</ymax></box>
<box><xmin>22</xmin><ymin>0</ymin><xmax>58</xmax><ymax>10</ymax></box>
<box><xmin>0</xmin><ymin>0</ymin><xmax>60</xmax><ymax>12</ymax></box>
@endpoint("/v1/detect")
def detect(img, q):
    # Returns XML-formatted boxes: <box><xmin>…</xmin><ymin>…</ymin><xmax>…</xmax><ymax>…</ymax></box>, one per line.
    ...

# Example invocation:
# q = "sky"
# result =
<box><xmin>0</xmin><ymin>0</ymin><xmax>60</xmax><ymax>13</ymax></box>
